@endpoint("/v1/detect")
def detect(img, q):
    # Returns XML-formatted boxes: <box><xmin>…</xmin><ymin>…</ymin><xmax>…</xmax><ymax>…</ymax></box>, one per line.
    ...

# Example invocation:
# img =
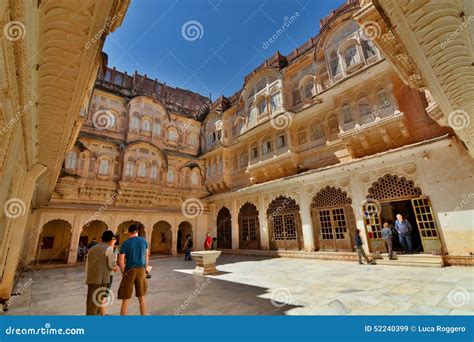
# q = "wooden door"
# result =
<box><xmin>411</xmin><ymin>197</ymin><xmax>442</xmax><ymax>254</ymax></box>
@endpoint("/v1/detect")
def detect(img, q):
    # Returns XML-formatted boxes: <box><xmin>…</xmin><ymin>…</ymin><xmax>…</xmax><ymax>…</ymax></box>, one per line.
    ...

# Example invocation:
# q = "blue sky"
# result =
<box><xmin>104</xmin><ymin>0</ymin><xmax>345</xmax><ymax>99</ymax></box>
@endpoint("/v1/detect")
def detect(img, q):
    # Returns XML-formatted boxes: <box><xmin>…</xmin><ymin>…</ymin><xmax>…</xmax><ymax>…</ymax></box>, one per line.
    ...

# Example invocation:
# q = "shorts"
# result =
<box><xmin>118</xmin><ymin>268</ymin><xmax>147</xmax><ymax>300</ymax></box>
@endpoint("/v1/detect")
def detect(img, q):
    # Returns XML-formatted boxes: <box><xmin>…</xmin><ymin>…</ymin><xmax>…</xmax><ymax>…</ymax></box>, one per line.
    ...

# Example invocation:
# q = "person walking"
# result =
<box><xmin>204</xmin><ymin>232</ymin><xmax>212</xmax><ymax>250</ymax></box>
<box><xmin>183</xmin><ymin>234</ymin><xmax>193</xmax><ymax>261</ymax></box>
<box><xmin>381</xmin><ymin>222</ymin><xmax>394</xmax><ymax>260</ymax></box>
<box><xmin>394</xmin><ymin>214</ymin><xmax>413</xmax><ymax>254</ymax></box>
<box><xmin>117</xmin><ymin>224</ymin><xmax>149</xmax><ymax>315</ymax></box>
<box><xmin>354</xmin><ymin>229</ymin><xmax>371</xmax><ymax>265</ymax></box>
<box><xmin>85</xmin><ymin>230</ymin><xmax>117</xmax><ymax>315</ymax></box>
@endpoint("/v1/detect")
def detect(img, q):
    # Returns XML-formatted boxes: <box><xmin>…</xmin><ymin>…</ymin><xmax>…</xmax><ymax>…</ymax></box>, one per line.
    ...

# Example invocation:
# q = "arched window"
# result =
<box><xmin>169</xmin><ymin>129</ymin><xmax>177</xmax><ymax>142</ymax></box>
<box><xmin>311</xmin><ymin>123</ymin><xmax>325</xmax><ymax>141</ymax></box>
<box><xmin>303</xmin><ymin>79</ymin><xmax>314</xmax><ymax>99</ymax></box>
<box><xmin>361</xmin><ymin>39</ymin><xmax>378</xmax><ymax>59</ymax></box>
<box><xmin>142</xmin><ymin>120</ymin><xmax>151</xmax><ymax>132</ymax></box>
<box><xmin>248</xmin><ymin>106</ymin><xmax>257</xmax><ymax>123</ymax></box>
<box><xmin>191</xmin><ymin>171</ymin><xmax>198</xmax><ymax>185</ymax></box>
<box><xmin>270</xmin><ymin>92</ymin><xmax>281</xmax><ymax>110</ymax></box>
<box><xmin>138</xmin><ymin>162</ymin><xmax>147</xmax><ymax>177</ymax></box>
<box><xmin>344</xmin><ymin>45</ymin><xmax>359</xmax><ymax>67</ymax></box>
<box><xmin>167</xmin><ymin>169</ymin><xmax>174</xmax><ymax>183</ymax></box>
<box><xmin>151</xmin><ymin>164</ymin><xmax>158</xmax><ymax>179</ymax></box>
<box><xmin>378</xmin><ymin>89</ymin><xmax>391</xmax><ymax>107</ymax></box>
<box><xmin>258</xmin><ymin>98</ymin><xmax>266</xmax><ymax>114</ymax></box>
<box><xmin>154</xmin><ymin>122</ymin><xmax>161</xmax><ymax>135</ymax></box>
<box><xmin>131</xmin><ymin>116</ymin><xmax>140</xmax><ymax>129</ymax></box>
<box><xmin>330</xmin><ymin>51</ymin><xmax>341</xmax><ymax>76</ymax></box>
<box><xmin>65</xmin><ymin>151</ymin><xmax>78</xmax><ymax>169</ymax></box>
<box><xmin>98</xmin><ymin>159</ymin><xmax>109</xmax><ymax>175</ymax></box>
<box><xmin>358</xmin><ymin>98</ymin><xmax>371</xmax><ymax>117</ymax></box>
<box><xmin>125</xmin><ymin>162</ymin><xmax>135</xmax><ymax>176</ymax></box>
<box><xmin>342</xmin><ymin>104</ymin><xmax>353</xmax><ymax>124</ymax></box>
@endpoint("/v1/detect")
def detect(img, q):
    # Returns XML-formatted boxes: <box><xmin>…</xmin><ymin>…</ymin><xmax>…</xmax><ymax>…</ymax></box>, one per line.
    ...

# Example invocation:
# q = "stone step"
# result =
<box><xmin>374</xmin><ymin>259</ymin><xmax>443</xmax><ymax>267</ymax></box>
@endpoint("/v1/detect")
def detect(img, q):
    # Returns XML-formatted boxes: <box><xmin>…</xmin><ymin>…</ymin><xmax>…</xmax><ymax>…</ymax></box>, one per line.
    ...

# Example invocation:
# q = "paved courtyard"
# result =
<box><xmin>2</xmin><ymin>255</ymin><xmax>473</xmax><ymax>316</ymax></box>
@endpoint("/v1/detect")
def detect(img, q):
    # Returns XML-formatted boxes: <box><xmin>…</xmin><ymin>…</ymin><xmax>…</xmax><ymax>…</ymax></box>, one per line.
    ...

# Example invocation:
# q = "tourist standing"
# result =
<box><xmin>183</xmin><ymin>234</ymin><xmax>193</xmax><ymax>261</ymax></box>
<box><xmin>85</xmin><ymin>230</ymin><xmax>117</xmax><ymax>315</ymax></box>
<box><xmin>87</xmin><ymin>238</ymin><xmax>98</xmax><ymax>250</ymax></box>
<box><xmin>117</xmin><ymin>224</ymin><xmax>149</xmax><ymax>315</ymax></box>
<box><xmin>381</xmin><ymin>222</ymin><xmax>394</xmax><ymax>260</ymax></box>
<box><xmin>354</xmin><ymin>229</ymin><xmax>371</xmax><ymax>265</ymax></box>
<box><xmin>394</xmin><ymin>214</ymin><xmax>413</xmax><ymax>254</ymax></box>
<box><xmin>204</xmin><ymin>232</ymin><xmax>212</xmax><ymax>250</ymax></box>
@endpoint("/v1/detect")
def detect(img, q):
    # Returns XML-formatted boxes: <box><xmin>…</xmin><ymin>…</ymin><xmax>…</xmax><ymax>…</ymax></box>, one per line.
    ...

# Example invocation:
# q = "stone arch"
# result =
<box><xmin>177</xmin><ymin>221</ymin><xmax>193</xmax><ymax>252</ymax></box>
<box><xmin>238</xmin><ymin>202</ymin><xmax>260</xmax><ymax>249</ymax></box>
<box><xmin>80</xmin><ymin>220</ymin><xmax>109</xmax><ymax>248</ymax></box>
<box><xmin>117</xmin><ymin>220</ymin><xmax>146</xmax><ymax>245</ymax></box>
<box><xmin>266</xmin><ymin>195</ymin><xmax>303</xmax><ymax>250</ymax></box>
<box><xmin>37</xmin><ymin>219</ymin><xmax>73</xmax><ymax>264</ymax></box>
<box><xmin>216</xmin><ymin>207</ymin><xmax>232</xmax><ymax>249</ymax></box>
<box><xmin>310</xmin><ymin>186</ymin><xmax>355</xmax><ymax>252</ymax></box>
<box><xmin>150</xmin><ymin>220</ymin><xmax>172</xmax><ymax>254</ymax></box>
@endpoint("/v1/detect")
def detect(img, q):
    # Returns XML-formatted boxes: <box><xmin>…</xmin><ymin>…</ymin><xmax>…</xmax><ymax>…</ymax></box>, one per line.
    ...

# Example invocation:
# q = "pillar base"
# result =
<box><xmin>190</xmin><ymin>251</ymin><xmax>221</xmax><ymax>276</ymax></box>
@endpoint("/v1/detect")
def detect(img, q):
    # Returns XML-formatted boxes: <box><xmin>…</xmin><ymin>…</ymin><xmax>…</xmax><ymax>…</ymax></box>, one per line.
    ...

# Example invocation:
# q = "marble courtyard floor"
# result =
<box><xmin>2</xmin><ymin>255</ymin><xmax>473</xmax><ymax>316</ymax></box>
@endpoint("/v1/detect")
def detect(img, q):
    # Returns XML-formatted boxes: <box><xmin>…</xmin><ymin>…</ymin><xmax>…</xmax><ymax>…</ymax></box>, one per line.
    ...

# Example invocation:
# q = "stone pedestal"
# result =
<box><xmin>190</xmin><ymin>251</ymin><xmax>221</xmax><ymax>276</ymax></box>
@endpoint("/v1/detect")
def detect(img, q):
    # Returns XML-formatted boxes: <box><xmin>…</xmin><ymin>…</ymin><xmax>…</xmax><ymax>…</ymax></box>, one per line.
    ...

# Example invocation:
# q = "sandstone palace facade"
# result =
<box><xmin>1</xmin><ymin>0</ymin><xmax>473</xmax><ymax>302</ymax></box>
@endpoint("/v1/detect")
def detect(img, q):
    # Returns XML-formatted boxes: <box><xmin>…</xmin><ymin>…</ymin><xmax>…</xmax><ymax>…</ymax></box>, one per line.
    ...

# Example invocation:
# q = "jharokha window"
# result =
<box><xmin>138</xmin><ymin>162</ymin><xmax>147</xmax><ymax>177</ymax></box>
<box><xmin>65</xmin><ymin>151</ymin><xmax>78</xmax><ymax>169</ymax></box>
<box><xmin>98</xmin><ymin>159</ymin><xmax>109</xmax><ymax>175</ymax></box>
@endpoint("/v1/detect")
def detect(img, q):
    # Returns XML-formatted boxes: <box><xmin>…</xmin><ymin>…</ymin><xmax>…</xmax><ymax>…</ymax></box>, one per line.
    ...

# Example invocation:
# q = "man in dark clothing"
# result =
<box><xmin>354</xmin><ymin>229</ymin><xmax>371</xmax><ymax>265</ymax></box>
<box><xmin>183</xmin><ymin>234</ymin><xmax>193</xmax><ymax>261</ymax></box>
<box><xmin>394</xmin><ymin>214</ymin><xmax>413</xmax><ymax>254</ymax></box>
<box><xmin>381</xmin><ymin>222</ymin><xmax>394</xmax><ymax>259</ymax></box>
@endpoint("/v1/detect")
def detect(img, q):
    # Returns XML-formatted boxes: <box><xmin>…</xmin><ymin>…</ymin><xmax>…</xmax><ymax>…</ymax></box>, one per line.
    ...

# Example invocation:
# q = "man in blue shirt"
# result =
<box><xmin>394</xmin><ymin>214</ymin><xmax>413</xmax><ymax>254</ymax></box>
<box><xmin>117</xmin><ymin>224</ymin><xmax>149</xmax><ymax>315</ymax></box>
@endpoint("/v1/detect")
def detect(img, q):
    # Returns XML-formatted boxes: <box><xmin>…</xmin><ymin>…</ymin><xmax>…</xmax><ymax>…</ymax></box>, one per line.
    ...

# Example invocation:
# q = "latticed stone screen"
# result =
<box><xmin>311</xmin><ymin>186</ymin><xmax>352</xmax><ymax>208</ymax></box>
<box><xmin>367</xmin><ymin>174</ymin><xmax>422</xmax><ymax>201</ymax></box>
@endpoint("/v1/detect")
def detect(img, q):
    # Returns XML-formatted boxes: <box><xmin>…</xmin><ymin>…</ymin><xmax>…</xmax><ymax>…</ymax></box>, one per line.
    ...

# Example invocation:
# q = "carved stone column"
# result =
<box><xmin>67</xmin><ymin>214</ymin><xmax>82</xmax><ymax>265</ymax></box>
<box><xmin>171</xmin><ymin>228</ymin><xmax>178</xmax><ymax>255</ymax></box>
<box><xmin>298</xmin><ymin>187</ymin><xmax>315</xmax><ymax>252</ymax></box>
<box><xmin>231</xmin><ymin>200</ymin><xmax>239</xmax><ymax>250</ymax></box>
<box><xmin>258</xmin><ymin>193</ymin><xmax>269</xmax><ymax>249</ymax></box>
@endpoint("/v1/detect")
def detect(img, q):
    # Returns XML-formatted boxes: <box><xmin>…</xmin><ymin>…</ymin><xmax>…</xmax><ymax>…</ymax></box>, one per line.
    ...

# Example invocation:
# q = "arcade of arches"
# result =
<box><xmin>26</xmin><ymin>212</ymin><xmax>204</xmax><ymax>266</ymax></box>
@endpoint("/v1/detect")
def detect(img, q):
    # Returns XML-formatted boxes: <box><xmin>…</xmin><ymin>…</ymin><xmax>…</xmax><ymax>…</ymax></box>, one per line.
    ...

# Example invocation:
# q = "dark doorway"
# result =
<box><xmin>217</xmin><ymin>207</ymin><xmax>232</xmax><ymax>249</ymax></box>
<box><xmin>177</xmin><ymin>229</ymin><xmax>183</xmax><ymax>252</ymax></box>
<box><xmin>381</xmin><ymin>200</ymin><xmax>423</xmax><ymax>253</ymax></box>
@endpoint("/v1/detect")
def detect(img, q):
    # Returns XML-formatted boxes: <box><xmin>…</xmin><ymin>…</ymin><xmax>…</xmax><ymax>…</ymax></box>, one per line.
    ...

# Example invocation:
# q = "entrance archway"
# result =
<box><xmin>216</xmin><ymin>207</ymin><xmax>232</xmax><ymax>249</ymax></box>
<box><xmin>311</xmin><ymin>186</ymin><xmax>356</xmax><ymax>252</ymax></box>
<box><xmin>37</xmin><ymin>219</ymin><xmax>72</xmax><ymax>264</ymax></box>
<box><xmin>117</xmin><ymin>220</ymin><xmax>145</xmax><ymax>245</ymax></box>
<box><xmin>267</xmin><ymin>196</ymin><xmax>303</xmax><ymax>250</ymax></box>
<box><xmin>238</xmin><ymin>203</ymin><xmax>260</xmax><ymax>249</ymax></box>
<box><xmin>177</xmin><ymin>221</ymin><xmax>193</xmax><ymax>253</ymax></box>
<box><xmin>80</xmin><ymin>220</ymin><xmax>108</xmax><ymax>248</ymax></box>
<box><xmin>363</xmin><ymin>174</ymin><xmax>442</xmax><ymax>254</ymax></box>
<box><xmin>150</xmin><ymin>221</ymin><xmax>172</xmax><ymax>254</ymax></box>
